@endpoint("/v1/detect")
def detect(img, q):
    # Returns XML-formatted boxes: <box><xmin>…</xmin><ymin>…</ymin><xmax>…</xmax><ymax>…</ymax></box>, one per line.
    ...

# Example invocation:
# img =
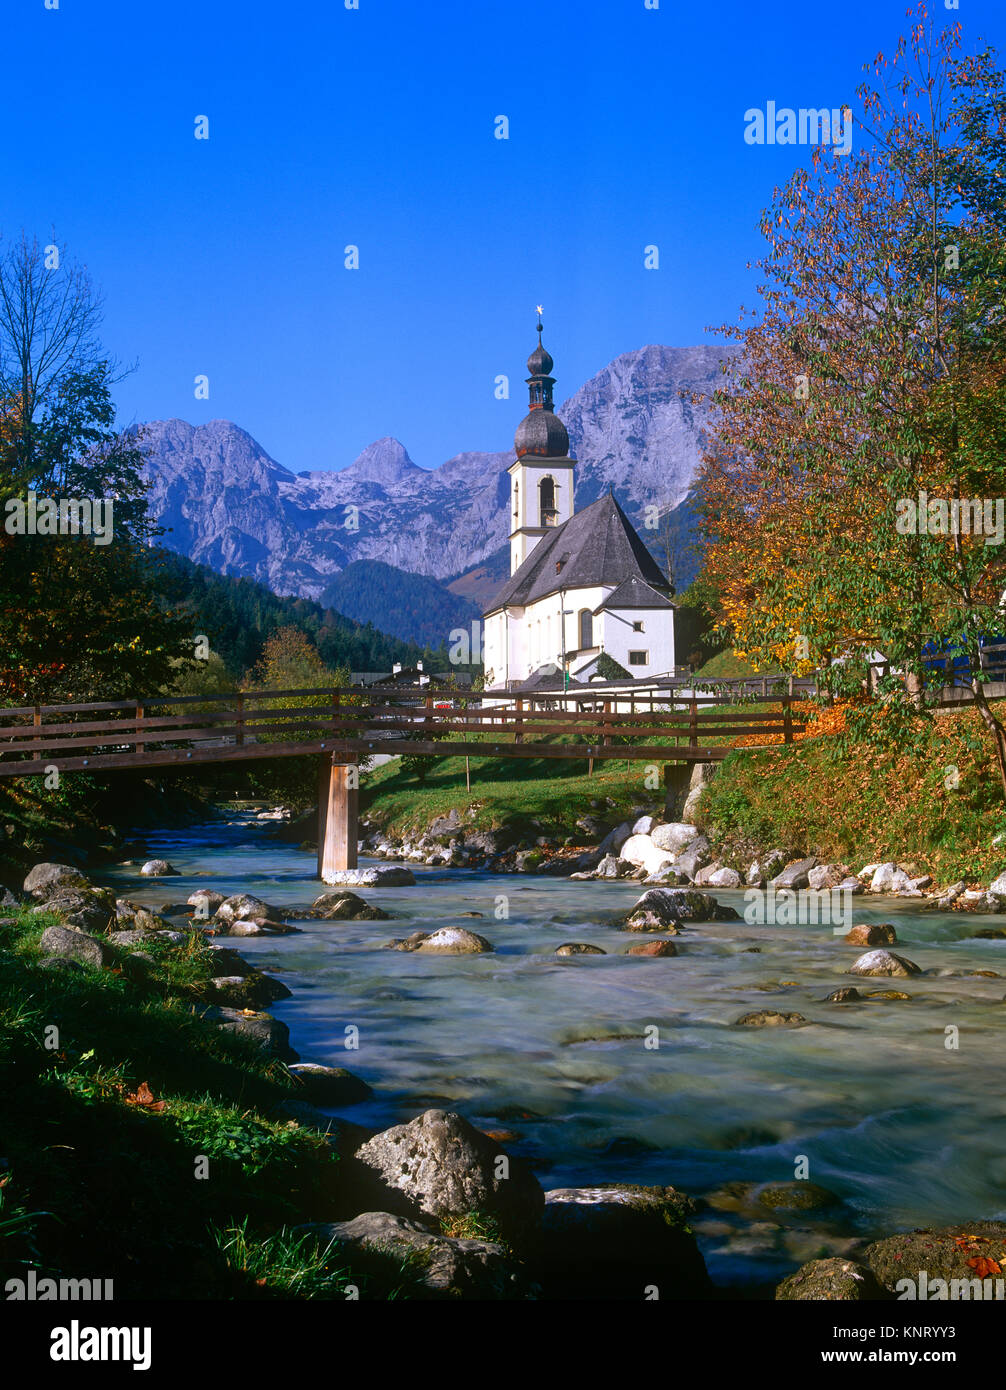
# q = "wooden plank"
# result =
<box><xmin>0</xmin><ymin>736</ymin><xmax>769</xmax><ymax>778</ymax></box>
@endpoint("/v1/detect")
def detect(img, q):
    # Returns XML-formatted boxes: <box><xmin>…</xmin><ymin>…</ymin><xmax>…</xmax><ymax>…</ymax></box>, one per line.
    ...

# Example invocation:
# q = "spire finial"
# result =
<box><xmin>535</xmin><ymin>303</ymin><xmax>544</xmax><ymax>334</ymax></box>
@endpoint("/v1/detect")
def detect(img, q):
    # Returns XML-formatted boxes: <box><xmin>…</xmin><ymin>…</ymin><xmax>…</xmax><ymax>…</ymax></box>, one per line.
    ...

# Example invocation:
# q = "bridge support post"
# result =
<box><xmin>317</xmin><ymin>756</ymin><xmax>358</xmax><ymax>880</ymax></box>
<box><xmin>662</xmin><ymin>762</ymin><xmax>691</xmax><ymax>819</ymax></box>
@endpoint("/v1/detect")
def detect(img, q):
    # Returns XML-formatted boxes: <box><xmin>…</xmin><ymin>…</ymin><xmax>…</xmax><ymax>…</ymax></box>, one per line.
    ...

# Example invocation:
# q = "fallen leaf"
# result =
<box><xmin>125</xmin><ymin>1081</ymin><xmax>166</xmax><ymax>1112</ymax></box>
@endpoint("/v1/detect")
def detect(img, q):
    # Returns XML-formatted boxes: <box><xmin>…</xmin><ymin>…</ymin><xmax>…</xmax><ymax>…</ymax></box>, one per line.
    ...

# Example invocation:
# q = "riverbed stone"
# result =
<box><xmin>205</xmin><ymin>1006</ymin><xmax>298</xmax><ymax>1062</ymax></box>
<box><xmin>24</xmin><ymin>862</ymin><xmax>93</xmax><ymax>900</ymax></box>
<box><xmin>187</xmin><ymin>889</ymin><xmax>226</xmax><ymax>918</ymax></box>
<box><xmin>843</xmin><ymin>923</ymin><xmax>898</xmax><ymax>947</ymax></box>
<box><xmin>776</xmin><ymin>1257</ymin><xmax>887</xmax><ymax>1301</ymax></box>
<box><xmin>224</xmin><ymin>917</ymin><xmax>299</xmax><ymax>937</ymax></box>
<box><xmin>140</xmin><ymin>859</ymin><xmax>178</xmax><ymax>877</ymax></box>
<box><xmin>414</xmin><ymin>927</ymin><xmax>494</xmax><ymax>955</ymax></box>
<box><xmin>623</xmin><ymin>887</ymin><xmax>738</xmax><ymax>932</ymax></box>
<box><xmin>209</xmin><ymin>946</ymin><xmax>254</xmax><ymax>976</ymax></box>
<box><xmin>673</xmin><ymin>836</ymin><xmax>713</xmax><ymax>881</ymax></box>
<box><xmin>625</xmin><ymin>940</ymin><xmax>678</xmax><ymax>957</ymax></box>
<box><xmin>299</xmin><ymin>1212</ymin><xmax>532</xmax><ymax>1300</ymax></box>
<box><xmin>768</xmin><ymin>857</ymin><xmax>818</xmax><ymax>891</ymax></box>
<box><xmin>311</xmin><ymin>890</ymin><xmax>390</xmax><ymax>921</ymax></box>
<box><xmin>734</xmin><ymin>1009</ymin><xmax>807</xmax><ymax>1027</ymax></box>
<box><xmin>323</xmin><ymin>866</ymin><xmax>417</xmax><ymax>888</ymax></box>
<box><xmin>757</xmin><ymin>1181</ymin><xmax>841</xmax><ymax>1212</ymax></box>
<box><xmin>704</xmin><ymin>865</ymin><xmax>743</xmax><ymax>888</ymax></box>
<box><xmin>351</xmin><ymin>1109</ymin><xmax>544</xmax><ymax>1241</ymax></box>
<box><xmin>38</xmin><ymin>924</ymin><xmax>110</xmax><ymax>969</ymax></box>
<box><xmin>848</xmin><ymin>949</ymin><xmax>921</xmax><ymax>978</ymax></box>
<box><xmin>618</xmin><ymin>834</ymin><xmax>675</xmax><ymax>877</ymax></box>
<box><xmin>288</xmin><ymin>1063</ymin><xmax>373</xmax><ymax>1105</ymax></box>
<box><xmin>650</xmin><ymin>822</ymin><xmax>700</xmax><ymax>854</ymax></box>
<box><xmin>825</xmin><ymin>987</ymin><xmax>862</xmax><ymax>1002</ymax></box>
<box><xmin>32</xmin><ymin>888</ymin><xmax>115</xmax><ymax>934</ymax></box>
<box><xmin>207</xmin><ymin>972</ymin><xmax>292</xmax><ymax>1008</ymax></box>
<box><xmin>555</xmin><ymin>942</ymin><xmax>606</xmax><ymax>956</ymax></box>
<box><xmin>861</xmin><ymin>1221</ymin><xmax>1006</xmax><ymax>1296</ymax></box>
<box><xmin>539</xmin><ymin>1185</ymin><xmax>709</xmax><ymax>1300</ymax></box>
<box><xmin>214</xmin><ymin>893</ymin><xmax>285</xmax><ymax>926</ymax></box>
<box><xmin>597</xmin><ymin>821</ymin><xmax>633</xmax><ymax>856</ymax></box>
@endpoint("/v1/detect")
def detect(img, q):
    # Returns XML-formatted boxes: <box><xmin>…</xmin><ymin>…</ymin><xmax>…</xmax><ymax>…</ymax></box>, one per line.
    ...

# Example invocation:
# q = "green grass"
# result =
<box><xmin>0</xmin><ymin>907</ymin><xmax>411</xmax><ymax>1299</ymax></box>
<box><xmin>698</xmin><ymin>703</ymin><xmax>1006</xmax><ymax>887</ymax></box>
<box><xmin>361</xmin><ymin>750</ymin><xmax>664</xmax><ymax>841</ymax></box>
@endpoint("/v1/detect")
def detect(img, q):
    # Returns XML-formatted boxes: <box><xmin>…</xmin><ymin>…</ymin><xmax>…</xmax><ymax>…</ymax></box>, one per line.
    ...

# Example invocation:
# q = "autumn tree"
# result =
<box><xmin>695</xmin><ymin>10</ymin><xmax>1006</xmax><ymax>790</ymax></box>
<box><xmin>0</xmin><ymin>235</ymin><xmax>190</xmax><ymax>703</ymax></box>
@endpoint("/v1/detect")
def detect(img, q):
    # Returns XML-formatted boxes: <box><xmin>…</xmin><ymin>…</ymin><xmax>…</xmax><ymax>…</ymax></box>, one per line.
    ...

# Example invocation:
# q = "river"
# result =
<box><xmin>100</xmin><ymin>812</ymin><xmax>1006</xmax><ymax>1291</ymax></box>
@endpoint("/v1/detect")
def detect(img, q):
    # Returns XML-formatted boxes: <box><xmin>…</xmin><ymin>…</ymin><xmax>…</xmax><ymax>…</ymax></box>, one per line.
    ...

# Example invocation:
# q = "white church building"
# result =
<box><xmin>482</xmin><ymin>319</ymin><xmax>676</xmax><ymax>691</ymax></box>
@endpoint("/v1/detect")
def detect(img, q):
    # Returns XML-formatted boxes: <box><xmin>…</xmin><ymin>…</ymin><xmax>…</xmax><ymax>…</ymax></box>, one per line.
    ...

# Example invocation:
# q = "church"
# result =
<box><xmin>482</xmin><ymin>319</ymin><xmax>676</xmax><ymax>691</ymax></box>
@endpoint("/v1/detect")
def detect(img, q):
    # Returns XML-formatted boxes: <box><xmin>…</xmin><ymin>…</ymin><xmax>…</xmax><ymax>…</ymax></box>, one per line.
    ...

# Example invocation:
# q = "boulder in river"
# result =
<box><xmin>625</xmin><ymin>940</ymin><xmax>678</xmax><ymax>957</ymax></box>
<box><xmin>207</xmin><ymin>972</ymin><xmax>292</xmax><ymax>1009</ymax></box>
<box><xmin>323</xmin><ymin>866</ymin><xmax>416</xmax><ymax>888</ymax></box>
<box><xmin>623</xmin><ymin>887</ymin><xmax>738</xmax><ymax>932</ymax></box>
<box><xmin>298</xmin><ymin>1211</ymin><xmax>532</xmax><ymax>1300</ymax></box>
<box><xmin>848</xmin><ymin>949</ymin><xmax>921</xmax><ymax>978</ymax></box>
<box><xmin>844</xmin><ymin>923</ymin><xmax>898</xmax><ymax>947</ymax></box>
<box><xmin>555</xmin><ymin>942</ymin><xmax>606</xmax><ymax>956</ymax></box>
<box><xmin>860</xmin><ymin>1221</ymin><xmax>1006</xmax><ymax>1297</ymax></box>
<box><xmin>351</xmin><ymin>1109</ymin><xmax>544</xmax><ymax>1242</ymax></box>
<box><xmin>757</xmin><ymin>1181</ymin><xmax>841</xmax><ymax>1212</ymax></box>
<box><xmin>540</xmin><ymin>1185</ymin><xmax>710</xmax><ymax>1300</ymax></box>
<box><xmin>776</xmin><ymin>1257</ymin><xmax>887</xmax><ymax>1301</ymax></box>
<box><xmin>311</xmin><ymin>890</ymin><xmax>390</xmax><ymax>921</ymax></box>
<box><xmin>214</xmin><ymin>893</ymin><xmax>285</xmax><ymax>926</ymax></box>
<box><xmin>204</xmin><ymin>1006</ymin><xmax>298</xmax><ymax>1062</ymax></box>
<box><xmin>413</xmin><ymin>927</ymin><xmax>494</xmax><ymax>955</ymax></box>
<box><xmin>187</xmin><ymin>889</ymin><xmax>226</xmax><ymax>918</ymax></box>
<box><xmin>140</xmin><ymin>859</ymin><xmax>178</xmax><ymax>877</ymax></box>
<box><xmin>734</xmin><ymin>1009</ymin><xmax>807</xmax><ymax>1027</ymax></box>
<box><xmin>288</xmin><ymin>1063</ymin><xmax>373</xmax><ymax>1105</ymax></box>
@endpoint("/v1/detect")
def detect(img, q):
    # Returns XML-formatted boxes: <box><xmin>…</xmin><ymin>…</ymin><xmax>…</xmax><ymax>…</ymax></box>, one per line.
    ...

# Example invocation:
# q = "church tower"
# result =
<box><xmin>508</xmin><ymin>315</ymin><xmax>575</xmax><ymax>574</ymax></box>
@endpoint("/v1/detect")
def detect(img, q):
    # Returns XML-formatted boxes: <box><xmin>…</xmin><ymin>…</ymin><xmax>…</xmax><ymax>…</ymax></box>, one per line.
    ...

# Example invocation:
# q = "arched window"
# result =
<box><xmin>539</xmin><ymin>476</ymin><xmax>557</xmax><ymax>527</ymax></box>
<box><xmin>579</xmin><ymin>608</ymin><xmax>593</xmax><ymax>651</ymax></box>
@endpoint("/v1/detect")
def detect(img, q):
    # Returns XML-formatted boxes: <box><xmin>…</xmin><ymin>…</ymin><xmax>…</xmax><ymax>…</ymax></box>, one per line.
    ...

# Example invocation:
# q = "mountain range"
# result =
<box><xmin>138</xmin><ymin>342</ymin><xmax>734</xmax><ymax>643</ymax></box>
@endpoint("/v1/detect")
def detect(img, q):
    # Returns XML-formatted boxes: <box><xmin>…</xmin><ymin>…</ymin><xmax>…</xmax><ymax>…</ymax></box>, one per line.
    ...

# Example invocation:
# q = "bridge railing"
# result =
<box><xmin>0</xmin><ymin>687</ymin><xmax>807</xmax><ymax>776</ymax></box>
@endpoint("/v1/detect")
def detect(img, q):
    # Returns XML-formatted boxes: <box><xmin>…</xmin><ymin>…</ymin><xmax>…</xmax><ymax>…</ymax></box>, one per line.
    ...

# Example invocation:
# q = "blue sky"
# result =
<box><xmin>5</xmin><ymin>0</ymin><xmax>1004</xmax><ymax>472</ymax></box>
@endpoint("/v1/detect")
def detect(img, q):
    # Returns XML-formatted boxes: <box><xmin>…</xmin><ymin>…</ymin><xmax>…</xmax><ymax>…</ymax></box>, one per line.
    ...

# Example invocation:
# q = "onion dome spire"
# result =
<box><xmin>514</xmin><ymin>309</ymin><xmax>569</xmax><ymax>458</ymax></box>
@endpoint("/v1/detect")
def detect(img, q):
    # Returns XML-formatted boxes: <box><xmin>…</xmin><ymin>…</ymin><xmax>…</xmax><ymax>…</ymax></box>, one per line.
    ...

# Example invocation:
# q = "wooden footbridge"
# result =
<box><xmin>0</xmin><ymin>687</ymin><xmax>806</xmax><ymax>875</ymax></box>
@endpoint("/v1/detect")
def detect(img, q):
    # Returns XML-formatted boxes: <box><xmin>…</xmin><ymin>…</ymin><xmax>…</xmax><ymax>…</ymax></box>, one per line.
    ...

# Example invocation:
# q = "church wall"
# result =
<box><xmin>595</xmin><ymin>605</ymin><xmax>676</xmax><ymax>678</ymax></box>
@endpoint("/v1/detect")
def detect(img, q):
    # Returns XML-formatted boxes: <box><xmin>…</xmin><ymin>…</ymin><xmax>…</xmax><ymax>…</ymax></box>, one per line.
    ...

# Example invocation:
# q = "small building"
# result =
<box><xmin>482</xmin><ymin>319</ymin><xmax>676</xmax><ymax>690</ymax></box>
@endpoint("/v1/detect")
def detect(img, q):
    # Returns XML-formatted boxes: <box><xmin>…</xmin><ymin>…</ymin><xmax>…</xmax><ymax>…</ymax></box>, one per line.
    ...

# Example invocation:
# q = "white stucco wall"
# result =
<box><xmin>484</xmin><ymin>586</ymin><xmax>675</xmax><ymax>688</ymax></box>
<box><xmin>595</xmin><ymin>605</ymin><xmax>675</xmax><ymax>677</ymax></box>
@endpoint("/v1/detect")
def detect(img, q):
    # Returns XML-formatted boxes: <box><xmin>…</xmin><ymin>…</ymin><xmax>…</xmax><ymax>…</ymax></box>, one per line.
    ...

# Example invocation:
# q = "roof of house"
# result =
<box><xmin>484</xmin><ymin>492</ymin><xmax>672</xmax><ymax>615</ymax></box>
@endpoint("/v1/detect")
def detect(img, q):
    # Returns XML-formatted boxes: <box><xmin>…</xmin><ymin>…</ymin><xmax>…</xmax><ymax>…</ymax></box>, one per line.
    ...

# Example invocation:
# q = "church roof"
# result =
<box><xmin>593</xmin><ymin>575</ymin><xmax>675</xmax><ymax>613</ymax></box>
<box><xmin>484</xmin><ymin>492</ymin><xmax>672</xmax><ymax>615</ymax></box>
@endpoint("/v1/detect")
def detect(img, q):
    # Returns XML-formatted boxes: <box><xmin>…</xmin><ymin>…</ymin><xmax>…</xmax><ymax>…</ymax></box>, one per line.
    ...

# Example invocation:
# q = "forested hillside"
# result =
<box><xmin>145</xmin><ymin>549</ymin><xmax>440</xmax><ymax>676</ymax></box>
<box><xmin>320</xmin><ymin>560</ymin><xmax>482</xmax><ymax>647</ymax></box>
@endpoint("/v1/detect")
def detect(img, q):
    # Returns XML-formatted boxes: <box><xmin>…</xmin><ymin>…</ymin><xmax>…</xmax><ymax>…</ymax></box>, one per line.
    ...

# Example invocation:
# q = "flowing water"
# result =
<box><xmin>100</xmin><ymin>813</ymin><xmax>1006</xmax><ymax>1289</ymax></box>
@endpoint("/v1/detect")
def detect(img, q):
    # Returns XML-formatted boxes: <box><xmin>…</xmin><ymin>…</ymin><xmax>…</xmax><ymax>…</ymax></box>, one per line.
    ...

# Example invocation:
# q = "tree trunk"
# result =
<box><xmin>972</xmin><ymin>682</ymin><xmax>1006</xmax><ymax>799</ymax></box>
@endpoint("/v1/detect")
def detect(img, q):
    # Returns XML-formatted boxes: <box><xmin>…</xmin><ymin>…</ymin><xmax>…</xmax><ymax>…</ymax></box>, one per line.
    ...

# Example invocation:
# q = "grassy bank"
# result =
<box><xmin>361</xmin><ymin>750</ymin><xmax>662</xmax><ymax>841</ymax></box>
<box><xmin>0</xmin><ymin>907</ymin><xmax>423</xmax><ymax>1299</ymax></box>
<box><xmin>698</xmin><ymin>704</ymin><xmax>1006</xmax><ymax>887</ymax></box>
